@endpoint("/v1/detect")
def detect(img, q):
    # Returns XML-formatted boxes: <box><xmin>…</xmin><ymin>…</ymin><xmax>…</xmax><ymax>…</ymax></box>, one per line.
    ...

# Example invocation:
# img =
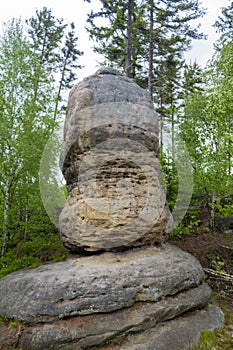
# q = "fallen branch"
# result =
<box><xmin>204</xmin><ymin>268</ymin><xmax>233</xmax><ymax>282</ymax></box>
<box><xmin>218</xmin><ymin>244</ymin><xmax>233</xmax><ymax>251</ymax></box>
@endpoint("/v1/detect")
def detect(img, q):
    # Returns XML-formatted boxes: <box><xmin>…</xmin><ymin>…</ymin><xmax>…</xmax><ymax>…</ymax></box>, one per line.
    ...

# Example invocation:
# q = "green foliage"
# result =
<box><xmin>215</xmin><ymin>1</ymin><xmax>233</xmax><ymax>36</ymax></box>
<box><xmin>170</xmin><ymin>200</ymin><xmax>200</xmax><ymax>238</ymax></box>
<box><xmin>189</xmin><ymin>328</ymin><xmax>233</xmax><ymax>350</ymax></box>
<box><xmin>0</xmin><ymin>256</ymin><xmax>41</xmax><ymax>279</ymax></box>
<box><xmin>26</xmin><ymin>7</ymin><xmax>83</xmax><ymax>118</ymax></box>
<box><xmin>86</xmin><ymin>0</ymin><xmax>205</xmax><ymax>84</ymax></box>
<box><xmin>0</xmin><ymin>9</ymin><xmax>82</xmax><ymax>261</ymax></box>
<box><xmin>171</xmin><ymin>221</ymin><xmax>198</xmax><ymax>238</ymax></box>
<box><xmin>170</xmin><ymin>208</ymin><xmax>200</xmax><ymax>238</ymax></box>
<box><xmin>179</xmin><ymin>36</ymin><xmax>233</xmax><ymax>212</ymax></box>
<box><xmin>0</xmin><ymin>19</ymin><xmax>56</xmax><ymax>256</ymax></box>
<box><xmin>212</xmin><ymin>198</ymin><xmax>233</xmax><ymax>219</ymax></box>
<box><xmin>190</xmin><ymin>331</ymin><xmax>216</xmax><ymax>349</ymax></box>
<box><xmin>211</xmin><ymin>255</ymin><xmax>227</xmax><ymax>275</ymax></box>
<box><xmin>160</xmin><ymin>152</ymin><xmax>178</xmax><ymax>211</ymax></box>
<box><xmin>9</xmin><ymin>319</ymin><xmax>23</xmax><ymax>328</ymax></box>
<box><xmin>224</xmin><ymin>310</ymin><xmax>231</xmax><ymax>326</ymax></box>
<box><xmin>0</xmin><ymin>232</ymin><xmax>68</xmax><ymax>278</ymax></box>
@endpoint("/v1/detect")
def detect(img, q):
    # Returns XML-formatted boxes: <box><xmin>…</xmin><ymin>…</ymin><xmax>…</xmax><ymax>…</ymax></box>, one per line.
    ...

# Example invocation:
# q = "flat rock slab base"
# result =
<box><xmin>0</xmin><ymin>244</ymin><xmax>205</xmax><ymax>323</ymax></box>
<box><xmin>0</xmin><ymin>304</ymin><xmax>224</xmax><ymax>350</ymax></box>
<box><xmin>0</xmin><ymin>244</ymin><xmax>224</xmax><ymax>350</ymax></box>
<box><xmin>18</xmin><ymin>288</ymin><xmax>222</xmax><ymax>350</ymax></box>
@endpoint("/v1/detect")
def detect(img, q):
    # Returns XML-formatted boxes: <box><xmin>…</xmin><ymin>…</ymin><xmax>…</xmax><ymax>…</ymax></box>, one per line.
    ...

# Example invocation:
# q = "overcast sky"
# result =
<box><xmin>0</xmin><ymin>0</ymin><xmax>230</xmax><ymax>81</ymax></box>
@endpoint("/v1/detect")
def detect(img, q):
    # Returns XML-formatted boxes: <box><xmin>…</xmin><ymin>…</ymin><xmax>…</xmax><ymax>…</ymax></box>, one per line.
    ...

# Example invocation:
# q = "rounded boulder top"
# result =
<box><xmin>94</xmin><ymin>66</ymin><xmax>124</xmax><ymax>76</ymax></box>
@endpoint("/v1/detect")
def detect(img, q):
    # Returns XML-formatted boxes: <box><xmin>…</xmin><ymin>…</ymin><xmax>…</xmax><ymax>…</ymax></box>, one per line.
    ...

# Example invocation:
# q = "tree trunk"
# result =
<box><xmin>227</xmin><ymin>136</ymin><xmax>231</xmax><ymax>175</ymax></box>
<box><xmin>126</xmin><ymin>0</ymin><xmax>133</xmax><ymax>78</ymax></box>
<box><xmin>24</xmin><ymin>196</ymin><xmax>29</xmax><ymax>241</ymax></box>
<box><xmin>54</xmin><ymin>52</ymin><xmax>69</xmax><ymax>121</ymax></box>
<box><xmin>171</xmin><ymin>100</ymin><xmax>175</xmax><ymax>162</ymax></box>
<box><xmin>148</xmin><ymin>0</ymin><xmax>154</xmax><ymax>100</ymax></box>
<box><xmin>210</xmin><ymin>192</ymin><xmax>217</xmax><ymax>232</ymax></box>
<box><xmin>1</xmin><ymin>176</ymin><xmax>11</xmax><ymax>258</ymax></box>
<box><xmin>159</xmin><ymin>99</ymin><xmax>163</xmax><ymax>153</ymax></box>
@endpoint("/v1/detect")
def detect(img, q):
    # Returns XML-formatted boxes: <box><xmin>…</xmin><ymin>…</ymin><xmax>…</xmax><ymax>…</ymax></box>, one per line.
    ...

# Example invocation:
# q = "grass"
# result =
<box><xmin>190</xmin><ymin>329</ymin><xmax>233</xmax><ymax>350</ymax></box>
<box><xmin>9</xmin><ymin>319</ymin><xmax>23</xmax><ymax>328</ymax></box>
<box><xmin>190</xmin><ymin>315</ymin><xmax>233</xmax><ymax>350</ymax></box>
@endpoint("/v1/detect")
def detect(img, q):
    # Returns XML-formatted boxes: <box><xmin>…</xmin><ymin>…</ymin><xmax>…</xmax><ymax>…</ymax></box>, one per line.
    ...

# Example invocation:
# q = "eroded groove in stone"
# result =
<box><xmin>19</xmin><ymin>283</ymin><xmax>212</xmax><ymax>350</ymax></box>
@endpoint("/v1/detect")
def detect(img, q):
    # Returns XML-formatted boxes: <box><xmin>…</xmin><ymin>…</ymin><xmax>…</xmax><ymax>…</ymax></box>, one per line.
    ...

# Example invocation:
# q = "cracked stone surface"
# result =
<box><xmin>19</xmin><ymin>283</ymin><xmax>213</xmax><ymax>350</ymax></box>
<box><xmin>105</xmin><ymin>304</ymin><xmax>224</xmax><ymax>350</ymax></box>
<box><xmin>0</xmin><ymin>244</ymin><xmax>204</xmax><ymax>324</ymax></box>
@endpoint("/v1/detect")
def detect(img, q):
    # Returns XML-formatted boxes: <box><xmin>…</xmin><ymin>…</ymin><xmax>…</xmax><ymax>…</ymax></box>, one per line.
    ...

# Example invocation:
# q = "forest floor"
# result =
<box><xmin>170</xmin><ymin>229</ymin><xmax>233</xmax><ymax>349</ymax></box>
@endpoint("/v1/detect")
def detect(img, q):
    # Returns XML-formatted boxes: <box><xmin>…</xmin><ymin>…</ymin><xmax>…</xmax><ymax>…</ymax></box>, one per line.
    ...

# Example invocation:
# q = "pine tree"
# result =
<box><xmin>85</xmin><ymin>0</ymin><xmax>205</xmax><ymax>90</ymax></box>
<box><xmin>54</xmin><ymin>22</ymin><xmax>83</xmax><ymax>119</ymax></box>
<box><xmin>126</xmin><ymin>0</ymin><xmax>133</xmax><ymax>77</ymax></box>
<box><xmin>86</xmin><ymin>0</ymin><xmax>147</xmax><ymax>78</ymax></box>
<box><xmin>215</xmin><ymin>1</ymin><xmax>233</xmax><ymax>35</ymax></box>
<box><xmin>26</xmin><ymin>7</ymin><xmax>83</xmax><ymax>119</ymax></box>
<box><xmin>182</xmin><ymin>62</ymin><xmax>203</xmax><ymax>95</ymax></box>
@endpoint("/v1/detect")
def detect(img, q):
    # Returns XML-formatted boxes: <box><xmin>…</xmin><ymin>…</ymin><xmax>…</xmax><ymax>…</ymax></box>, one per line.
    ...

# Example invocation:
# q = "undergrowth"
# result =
<box><xmin>0</xmin><ymin>232</ymin><xmax>69</xmax><ymax>278</ymax></box>
<box><xmin>190</xmin><ymin>327</ymin><xmax>233</xmax><ymax>350</ymax></box>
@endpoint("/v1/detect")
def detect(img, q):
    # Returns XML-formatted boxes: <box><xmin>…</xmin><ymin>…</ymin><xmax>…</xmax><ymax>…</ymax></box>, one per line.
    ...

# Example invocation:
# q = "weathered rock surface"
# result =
<box><xmin>0</xmin><ymin>244</ymin><xmax>204</xmax><ymax>324</ymax></box>
<box><xmin>108</xmin><ymin>304</ymin><xmax>224</xmax><ymax>350</ymax></box>
<box><xmin>59</xmin><ymin>67</ymin><xmax>173</xmax><ymax>253</ymax></box>
<box><xmin>19</xmin><ymin>283</ymin><xmax>213</xmax><ymax>350</ymax></box>
<box><xmin>1</xmin><ymin>243</ymin><xmax>223</xmax><ymax>350</ymax></box>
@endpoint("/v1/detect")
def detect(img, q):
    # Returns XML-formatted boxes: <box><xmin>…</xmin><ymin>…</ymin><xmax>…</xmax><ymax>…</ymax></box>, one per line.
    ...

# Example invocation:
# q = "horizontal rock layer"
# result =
<box><xmin>109</xmin><ymin>304</ymin><xmax>224</xmax><ymax>350</ymax></box>
<box><xmin>0</xmin><ymin>243</ymin><xmax>224</xmax><ymax>350</ymax></box>
<box><xmin>19</xmin><ymin>283</ymin><xmax>213</xmax><ymax>350</ymax></box>
<box><xmin>0</xmin><ymin>244</ymin><xmax>204</xmax><ymax>324</ymax></box>
<box><xmin>59</xmin><ymin>67</ymin><xmax>173</xmax><ymax>252</ymax></box>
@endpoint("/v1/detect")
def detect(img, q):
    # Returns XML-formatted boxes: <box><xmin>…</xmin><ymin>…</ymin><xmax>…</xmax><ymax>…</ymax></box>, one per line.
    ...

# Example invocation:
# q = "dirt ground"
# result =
<box><xmin>170</xmin><ymin>230</ymin><xmax>233</xmax><ymax>324</ymax></box>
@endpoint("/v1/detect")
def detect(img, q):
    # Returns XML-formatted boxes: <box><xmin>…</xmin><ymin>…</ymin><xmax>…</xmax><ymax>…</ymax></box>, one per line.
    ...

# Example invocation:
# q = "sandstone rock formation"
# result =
<box><xmin>0</xmin><ymin>68</ymin><xmax>224</xmax><ymax>350</ymax></box>
<box><xmin>59</xmin><ymin>67</ymin><xmax>173</xmax><ymax>253</ymax></box>
<box><xmin>0</xmin><ymin>245</ymin><xmax>224</xmax><ymax>350</ymax></box>
<box><xmin>0</xmin><ymin>244</ymin><xmax>205</xmax><ymax>323</ymax></box>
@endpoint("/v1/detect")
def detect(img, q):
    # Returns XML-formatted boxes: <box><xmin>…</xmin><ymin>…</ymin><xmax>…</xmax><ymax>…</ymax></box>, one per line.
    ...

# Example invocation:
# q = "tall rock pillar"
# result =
<box><xmin>59</xmin><ymin>67</ymin><xmax>173</xmax><ymax>253</ymax></box>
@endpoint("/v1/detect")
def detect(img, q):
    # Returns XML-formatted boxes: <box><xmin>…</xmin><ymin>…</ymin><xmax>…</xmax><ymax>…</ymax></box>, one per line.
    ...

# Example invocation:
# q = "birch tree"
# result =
<box><xmin>0</xmin><ymin>20</ymin><xmax>55</xmax><ymax>256</ymax></box>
